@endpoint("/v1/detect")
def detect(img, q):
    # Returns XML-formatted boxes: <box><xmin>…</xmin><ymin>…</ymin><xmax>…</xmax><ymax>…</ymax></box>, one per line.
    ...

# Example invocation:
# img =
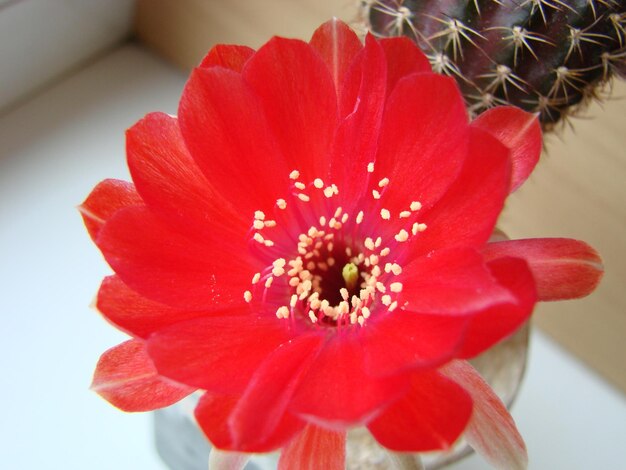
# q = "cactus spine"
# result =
<box><xmin>361</xmin><ymin>0</ymin><xmax>626</xmax><ymax>129</ymax></box>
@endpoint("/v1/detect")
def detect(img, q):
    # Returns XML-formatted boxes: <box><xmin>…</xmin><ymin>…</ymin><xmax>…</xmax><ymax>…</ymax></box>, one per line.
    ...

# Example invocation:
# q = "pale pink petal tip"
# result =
<box><xmin>91</xmin><ymin>339</ymin><xmax>194</xmax><ymax>412</ymax></box>
<box><xmin>208</xmin><ymin>449</ymin><xmax>250</xmax><ymax>470</ymax></box>
<box><xmin>443</xmin><ymin>360</ymin><xmax>528</xmax><ymax>470</ymax></box>
<box><xmin>278</xmin><ymin>425</ymin><xmax>346</xmax><ymax>470</ymax></box>
<box><xmin>483</xmin><ymin>238</ymin><xmax>603</xmax><ymax>301</ymax></box>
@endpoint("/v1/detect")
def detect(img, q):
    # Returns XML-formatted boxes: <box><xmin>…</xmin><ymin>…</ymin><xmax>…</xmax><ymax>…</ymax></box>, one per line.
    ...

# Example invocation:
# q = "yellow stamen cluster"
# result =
<box><xmin>243</xmin><ymin>165</ymin><xmax>429</xmax><ymax>327</ymax></box>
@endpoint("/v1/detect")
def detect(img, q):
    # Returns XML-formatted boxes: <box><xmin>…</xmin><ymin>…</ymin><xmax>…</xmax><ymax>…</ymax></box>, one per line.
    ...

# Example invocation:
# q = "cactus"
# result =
<box><xmin>361</xmin><ymin>0</ymin><xmax>626</xmax><ymax>130</ymax></box>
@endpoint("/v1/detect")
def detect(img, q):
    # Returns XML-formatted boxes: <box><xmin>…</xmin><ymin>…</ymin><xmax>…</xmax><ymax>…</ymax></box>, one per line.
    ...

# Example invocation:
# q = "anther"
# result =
<box><xmin>367</xmin><ymin>162</ymin><xmax>375</xmax><ymax>173</ymax></box>
<box><xmin>244</xmin><ymin>291</ymin><xmax>252</xmax><ymax>303</ymax></box>
<box><xmin>378</xmin><ymin>177</ymin><xmax>390</xmax><ymax>187</ymax></box>
<box><xmin>276</xmin><ymin>306</ymin><xmax>290</xmax><ymax>319</ymax></box>
<box><xmin>372</xmin><ymin>190</ymin><xmax>381</xmax><ymax>199</ymax></box>
<box><xmin>390</xmin><ymin>282</ymin><xmax>403</xmax><ymax>293</ymax></box>
<box><xmin>276</xmin><ymin>199</ymin><xmax>287</xmax><ymax>210</ymax></box>
<box><xmin>289</xmin><ymin>170</ymin><xmax>300</xmax><ymax>180</ymax></box>
<box><xmin>410</xmin><ymin>201</ymin><xmax>422</xmax><ymax>211</ymax></box>
<box><xmin>380</xmin><ymin>208</ymin><xmax>390</xmax><ymax>220</ymax></box>
<box><xmin>395</xmin><ymin>229</ymin><xmax>409</xmax><ymax>242</ymax></box>
<box><xmin>313</xmin><ymin>178</ymin><xmax>324</xmax><ymax>189</ymax></box>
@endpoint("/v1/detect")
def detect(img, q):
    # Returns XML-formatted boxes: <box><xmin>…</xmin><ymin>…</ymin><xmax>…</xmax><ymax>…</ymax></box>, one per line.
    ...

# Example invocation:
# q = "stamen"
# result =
<box><xmin>295</xmin><ymin>181</ymin><xmax>306</xmax><ymax>190</ymax></box>
<box><xmin>367</xmin><ymin>162</ymin><xmax>375</xmax><ymax>173</ymax></box>
<box><xmin>252</xmin><ymin>273</ymin><xmax>261</xmax><ymax>284</ymax></box>
<box><xmin>289</xmin><ymin>170</ymin><xmax>300</xmax><ymax>180</ymax></box>
<box><xmin>399</xmin><ymin>210</ymin><xmax>411</xmax><ymax>218</ymax></box>
<box><xmin>276</xmin><ymin>198</ymin><xmax>287</xmax><ymax>209</ymax></box>
<box><xmin>297</xmin><ymin>193</ymin><xmax>311</xmax><ymax>202</ymax></box>
<box><xmin>356</xmin><ymin>211</ymin><xmax>364</xmax><ymax>224</ymax></box>
<box><xmin>244</xmin><ymin>291</ymin><xmax>252</xmax><ymax>303</ymax></box>
<box><xmin>390</xmin><ymin>282</ymin><xmax>403</xmax><ymax>293</ymax></box>
<box><xmin>380</xmin><ymin>208</ymin><xmax>390</xmax><ymax>220</ymax></box>
<box><xmin>410</xmin><ymin>201</ymin><xmax>422</xmax><ymax>211</ymax></box>
<box><xmin>254</xmin><ymin>210</ymin><xmax>266</xmax><ymax>220</ymax></box>
<box><xmin>372</xmin><ymin>190</ymin><xmax>381</xmax><ymax>199</ymax></box>
<box><xmin>395</xmin><ymin>229</ymin><xmax>409</xmax><ymax>242</ymax></box>
<box><xmin>378</xmin><ymin>177</ymin><xmax>390</xmax><ymax>187</ymax></box>
<box><xmin>253</xmin><ymin>220</ymin><xmax>264</xmax><ymax>230</ymax></box>
<box><xmin>313</xmin><ymin>178</ymin><xmax>324</xmax><ymax>189</ymax></box>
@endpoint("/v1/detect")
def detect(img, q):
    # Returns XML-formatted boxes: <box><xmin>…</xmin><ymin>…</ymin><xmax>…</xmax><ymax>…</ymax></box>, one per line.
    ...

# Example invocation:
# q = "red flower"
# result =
<box><xmin>81</xmin><ymin>20</ymin><xmax>602</xmax><ymax>470</ymax></box>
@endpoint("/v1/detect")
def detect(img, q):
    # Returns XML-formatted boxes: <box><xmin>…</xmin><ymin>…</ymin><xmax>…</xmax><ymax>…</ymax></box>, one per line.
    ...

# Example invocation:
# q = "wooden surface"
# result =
<box><xmin>134</xmin><ymin>0</ymin><xmax>626</xmax><ymax>393</ymax></box>
<box><xmin>135</xmin><ymin>0</ymin><xmax>356</xmax><ymax>69</ymax></box>
<box><xmin>500</xmin><ymin>82</ymin><xmax>626</xmax><ymax>393</ymax></box>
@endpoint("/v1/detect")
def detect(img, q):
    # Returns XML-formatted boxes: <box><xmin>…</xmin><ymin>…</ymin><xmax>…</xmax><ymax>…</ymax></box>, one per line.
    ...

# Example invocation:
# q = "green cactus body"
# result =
<box><xmin>362</xmin><ymin>0</ymin><xmax>626</xmax><ymax>129</ymax></box>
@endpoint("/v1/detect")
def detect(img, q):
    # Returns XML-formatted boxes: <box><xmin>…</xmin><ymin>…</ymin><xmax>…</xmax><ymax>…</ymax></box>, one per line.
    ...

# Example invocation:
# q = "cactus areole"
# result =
<box><xmin>363</xmin><ymin>0</ymin><xmax>626</xmax><ymax>129</ymax></box>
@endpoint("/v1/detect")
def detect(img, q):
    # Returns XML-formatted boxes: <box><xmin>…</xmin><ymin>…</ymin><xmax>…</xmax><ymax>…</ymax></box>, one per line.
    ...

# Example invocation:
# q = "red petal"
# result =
<box><xmin>97</xmin><ymin>206</ymin><xmax>254</xmax><ymax>309</ymax></box>
<box><xmin>228</xmin><ymin>334</ymin><xmax>323</xmax><ymax>448</ymax></box>
<box><xmin>97</xmin><ymin>275</ymin><xmax>226</xmax><ymax>339</ymax></box>
<box><xmin>330</xmin><ymin>34</ymin><xmax>386</xmax><ymax>211</ymax></box>
<box><xmin>400</xmin><ymin>247</ymin><xmax>515</xmax><ymax>315</ymax></box>
<box><xmin>147</xmin><ymin>315</ymin><xmax>293</xmax><ymax>394</ymax></box>
<box><xmin>242</xmin><ymin>37</ymin><xmax>338</xmax><ymax>182</ymax></box>
<box><xmin>195</xmin><ymin>392</ymin><xmax>304</xmax><ymax>453</ymax></box>
<box><xmin>178</xmin><ymin>66</ymin><xmax>287</xmax><ymax>216</ymax></box>
<box><xmin>290</xmin><ymin>335</ymin><xmax>408</xmax><ymax>425</ymax></box>
<box><xmin>78</xmin><ymin>179</ymin><xmax>141</xmax><ymax>241</ymax></box>
<box><xmin>309</xmin><ymin>18</ymin><xmax>363</xmax><ymax>94</ymax></box>
<box><xmin>367</xmin><ymin>370</ymin><xmax>472</xmax><ymax>451</ymax></box>
<box><xmin>442</xmin><ymin>360</ymin><xmax>528</xmax><ymax>470</ymax></box>
<box><xmin>483</xmin><ymin>238</ymin><xmax>603</xmax><ymax>301</ymax></box>
<box><xmin>91</xmin><ymin>339</ymin><xmax>193</xmax><ymax>412</ymax></box>
<box><xmin>199</xmin><ymin>44</ymin><xmax>255</xmax><ymax>72</ymax></box>
<box><xmin>126</xmin><ymin>112</ymin><xmax>247</xmax><ymax>240</ymax></box>
<box><xmin>413</xmin><ymin>127</ymin><xmax>511</xmax><ymax>255</ymax></box>
<box><xmin>471</xmin><ymin>106</ymin><xmax>541</xmax><ymax>193</ymax></box>
<box><xmin>380</xmin><ymin>36</ymin><xmax>431</xmax><ymax>97</ymax></box>
<box><xmin>457</xmin><ymin>257</ymin><xmax>537</xmax><ymax>359</ymax></box>
<box><xmin>373</xmin><ymin>73</ymin><xmax>469</xmax><ymax>214</ymax></box>
<box><xmin>278</xmin><ymin>425</ymin><xmax>346</xmax><ymax>470</ymax></box>
<box><xmin>361</xmin><ymin>311</ymin><xmax>468</xmax><ymax>376</ymax></box>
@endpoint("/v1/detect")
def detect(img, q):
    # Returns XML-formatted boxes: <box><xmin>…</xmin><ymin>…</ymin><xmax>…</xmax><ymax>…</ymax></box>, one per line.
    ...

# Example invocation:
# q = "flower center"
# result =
<box><xmin>242</xmin><ymin>165</ymin><xmax>428</xmax><ymax>328</ymax></box>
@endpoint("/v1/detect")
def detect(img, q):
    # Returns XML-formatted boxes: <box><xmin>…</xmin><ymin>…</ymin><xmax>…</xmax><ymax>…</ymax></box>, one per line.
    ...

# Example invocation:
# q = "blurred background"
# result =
<box><xmin>0</xmin><ymin>0</ymin><xmax>624</xmax><ymax>469</ymax></box>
